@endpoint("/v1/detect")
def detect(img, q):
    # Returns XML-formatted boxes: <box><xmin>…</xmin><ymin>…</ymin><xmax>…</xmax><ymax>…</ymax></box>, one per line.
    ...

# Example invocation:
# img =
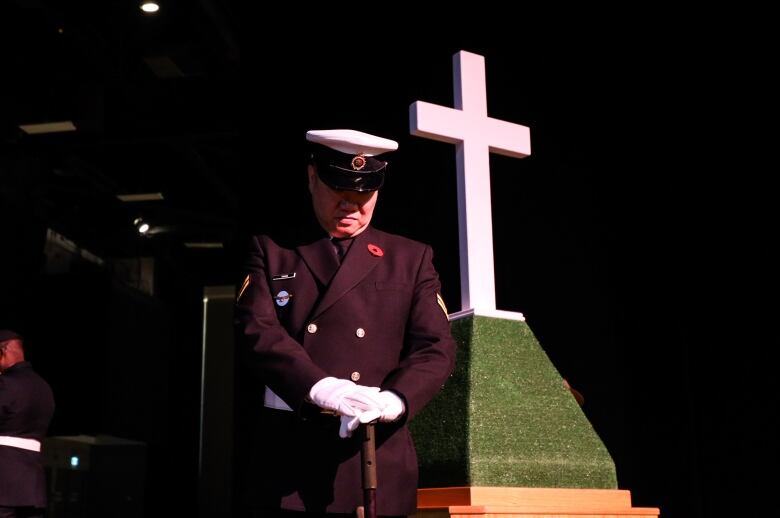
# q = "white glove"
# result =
<box><xmin>337</xmin><ymin>390</ymin><xmax>407</xmax><ymax>438</ymax></box>
<box><xmin>309</xmin><ymin>377</ymin><xmax>361</xmax><ymax>416</ymax></box>
<box><xmin>344</xmin><ymin>384</ymin><xmax>385</xmax><ymax>412</ymax></box>
<box><xmin>375</xmin><ymin>390</ymin><xmax>406</xmax><ymax>422</ymax></box>
<box><xmin>339</xmin><ymin>409</ymin><xmax>382</xmax><ymax>438</ymax></box>
<box><xmin>309</xmin><ymin>377</ymin><xmax>385</xmax><ymax>416</ymax></box>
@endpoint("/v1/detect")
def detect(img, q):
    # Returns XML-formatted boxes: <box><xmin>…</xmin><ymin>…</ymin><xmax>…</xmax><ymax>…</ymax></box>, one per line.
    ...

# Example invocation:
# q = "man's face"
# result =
<box><xmin>308</xmin><ymin>165</ymin><xmax>378</xmax><ymax>238</ymax></box>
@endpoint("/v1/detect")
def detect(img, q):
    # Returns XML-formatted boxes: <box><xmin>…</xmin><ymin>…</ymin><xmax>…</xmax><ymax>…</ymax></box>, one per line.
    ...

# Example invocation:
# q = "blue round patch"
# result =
<box><xmin>275</xmin><ymin>290</ymin><xmax>291</xmax><ymax>307</ymax></box>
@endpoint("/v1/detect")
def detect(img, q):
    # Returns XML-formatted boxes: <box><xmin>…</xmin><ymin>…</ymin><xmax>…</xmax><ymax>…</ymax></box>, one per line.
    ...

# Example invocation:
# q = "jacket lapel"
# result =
<box><xmin>297</xmin><ymin>237</ymin><xmax>339</xmax><ymax>287</ymax></box>
<box><xmin>311</xmin><ymin>227</ymin><xmax>383</xmax><ymax>319</ymax></box>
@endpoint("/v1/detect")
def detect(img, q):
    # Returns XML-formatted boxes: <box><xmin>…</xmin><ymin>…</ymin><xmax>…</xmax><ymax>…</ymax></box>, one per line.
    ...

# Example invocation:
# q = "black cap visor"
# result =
<box><xmin>317</xmin><ymin>164</ymin><xmax>385</xmax><ymax>192</ymax></box>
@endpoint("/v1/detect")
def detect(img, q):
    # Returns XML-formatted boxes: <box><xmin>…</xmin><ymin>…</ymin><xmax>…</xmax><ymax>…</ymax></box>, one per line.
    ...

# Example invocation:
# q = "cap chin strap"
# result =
<box><xmin>318</xmin><ymin>166</ymin><xmax>385</xmax><ymax>192</ymax></box>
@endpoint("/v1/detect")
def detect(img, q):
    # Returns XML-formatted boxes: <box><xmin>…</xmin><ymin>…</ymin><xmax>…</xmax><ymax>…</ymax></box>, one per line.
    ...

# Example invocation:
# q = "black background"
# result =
<box><xmin>1</xmin><ymin>4</ymin><xmax>774</xmax><ymax>517</ymax></box>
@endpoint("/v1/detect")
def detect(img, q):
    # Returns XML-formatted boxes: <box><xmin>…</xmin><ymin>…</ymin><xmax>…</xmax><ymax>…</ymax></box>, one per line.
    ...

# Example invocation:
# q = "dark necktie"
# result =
<box><xmin>332</xmin><ymin>238</ymin><xmax>352</xmax><ymax>264</ymax></box>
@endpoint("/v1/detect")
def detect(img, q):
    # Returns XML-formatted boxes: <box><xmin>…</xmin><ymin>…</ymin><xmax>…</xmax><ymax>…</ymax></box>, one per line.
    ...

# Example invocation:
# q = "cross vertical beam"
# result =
<box><xmin>410</xmin><ymin>51</ymin><xmax>531</xmax><ymax>318</ymax></box>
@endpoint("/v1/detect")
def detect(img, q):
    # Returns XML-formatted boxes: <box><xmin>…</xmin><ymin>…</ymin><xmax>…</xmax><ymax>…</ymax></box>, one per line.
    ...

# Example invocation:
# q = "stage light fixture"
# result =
<box><xmin>140</xmin><ymin>2</ymin><xmax>160</xmax><ymax>13</ymax></box>
<box><xmin>133</xmin><ymin>218</ymin><xmax>150</xmax><ymax>234</ymax></box>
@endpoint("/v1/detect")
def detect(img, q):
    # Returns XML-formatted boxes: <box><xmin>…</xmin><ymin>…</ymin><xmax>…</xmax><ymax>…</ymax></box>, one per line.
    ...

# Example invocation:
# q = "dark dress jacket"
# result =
<box><xmin>0</xmin><ymin>361</ymin><xmax>55</xmax><ymax>508</ymax></box>
<box><xmin>234</xmin><ymin>225</ymin><xmax>456</xmax><ymax>515</ymax></box>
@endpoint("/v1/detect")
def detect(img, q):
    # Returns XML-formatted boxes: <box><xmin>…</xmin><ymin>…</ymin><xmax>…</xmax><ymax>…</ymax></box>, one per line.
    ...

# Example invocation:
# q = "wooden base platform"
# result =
<box><xmin>413</xmin><ymin>487</ymin><xmax>659</xmax><ymax>518</ymax></box>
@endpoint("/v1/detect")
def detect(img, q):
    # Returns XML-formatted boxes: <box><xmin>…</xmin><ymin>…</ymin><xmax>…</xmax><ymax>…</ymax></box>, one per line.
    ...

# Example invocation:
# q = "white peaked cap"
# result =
<box><xmin>306</xmin><ymin>129</ymin><xmax>398</xmax><ymax>156</ymax></box>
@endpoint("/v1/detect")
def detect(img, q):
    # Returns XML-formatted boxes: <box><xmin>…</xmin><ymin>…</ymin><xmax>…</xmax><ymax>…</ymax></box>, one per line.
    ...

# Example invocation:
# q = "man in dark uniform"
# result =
<box><xmin>0</xmin><ymin>330</ymin><xmax>55</xmax><ymax>518</ymax></box>
<box><xmin>234</xmin><ymin>129</ymin><xmax>456</xmax><ymax>517</ymax></box>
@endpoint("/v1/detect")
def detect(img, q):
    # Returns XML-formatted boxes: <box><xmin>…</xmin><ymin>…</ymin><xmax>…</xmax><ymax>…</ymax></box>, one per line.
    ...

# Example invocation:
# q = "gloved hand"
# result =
<box><xmin>309</xmin><ymin>377</ymin><xmax>385</xmax><ymax>416</ymax></box>
<box><xmin>344</xmin><ymin>384</ymin><xmax>386</xmax><ymax>412</ymax></box>
<box><xmin>339</xmin><ymin>409</ymin><xmax>382</xmax><ymax>438</ymax></box>
<box><xmin>309</xmin><ymin>377</ymin><xmax>361</xmax><ymax>416</ymax></box>
<box><xmin>337</xmin><ymin>390</ymin><xmax>407</xmax><ymax>438</ymax></box>
<box><xmin>375</xmin><ymin>390</ymin><xmax>406</xmax><ymax>422</ymax></box>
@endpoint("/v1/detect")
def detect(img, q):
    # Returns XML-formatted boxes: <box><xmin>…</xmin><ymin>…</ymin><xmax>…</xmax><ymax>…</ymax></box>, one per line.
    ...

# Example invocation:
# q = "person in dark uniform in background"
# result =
<box><xmin>234</xmin><ymin>129</ymin><xmax>457</xmax><ymax>517</ymax></box>
<box><xmin>0</xmin><ymin>330</ymin><xmax>55</xmax><ymax>518</ymax></box>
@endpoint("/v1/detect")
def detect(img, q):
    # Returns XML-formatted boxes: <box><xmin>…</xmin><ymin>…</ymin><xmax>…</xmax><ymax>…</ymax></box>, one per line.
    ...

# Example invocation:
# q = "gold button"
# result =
<box><xmin>356</xmin><ymin>328</ymin><xmax>366</xmax><ymax>338</ymax></box>
<box><xmin>350</xmin><ymin>371</ymin><xmax>361</xmax><ymax>382</ymax></box>
<box><xmin>307</xmin><ymin>323</ymin><xmax>318</xmax><ymax>334</ymax></box>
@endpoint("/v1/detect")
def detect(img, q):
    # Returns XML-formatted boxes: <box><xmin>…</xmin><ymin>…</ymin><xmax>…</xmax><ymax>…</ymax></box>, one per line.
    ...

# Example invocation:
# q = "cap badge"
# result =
<box><xmin>367</xmin><ymin>244</ymin><xmax>384</xmax><ymax>257</ymax></box>
<box><xmin>274</xmin><ymin>290</ymin><xmax>292</xmax><ymax>307</ymax></box>
<box><xmin>351</xmin><ymin>155</ymin><xmax>367</xmax><ymax>171</ymax></box>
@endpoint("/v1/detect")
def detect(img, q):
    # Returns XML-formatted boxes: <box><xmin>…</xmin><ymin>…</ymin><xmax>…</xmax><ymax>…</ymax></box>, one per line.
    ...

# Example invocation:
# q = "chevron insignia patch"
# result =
<box><xmin>436</xmin><ymin>292</ymin><xmax>448</xmax><ymax>316</ymax></box>
<box><xmin>237</xmin><ymin>274</ymin><xmax>250</xmax><ymax>302</ymax></box>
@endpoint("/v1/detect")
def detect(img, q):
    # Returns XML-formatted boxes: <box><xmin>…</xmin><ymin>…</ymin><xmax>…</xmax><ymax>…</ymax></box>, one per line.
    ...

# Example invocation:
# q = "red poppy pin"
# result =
<box><xmin>367</xmin><ymin>244</ymin><xmax>384</xmax><ymax>257</ymax></box>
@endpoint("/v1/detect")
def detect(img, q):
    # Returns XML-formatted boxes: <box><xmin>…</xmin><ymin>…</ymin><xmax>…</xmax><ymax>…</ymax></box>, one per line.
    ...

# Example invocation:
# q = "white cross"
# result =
<box><xmin>410</xmin><ymin>50</ymin><xmax>531</xmax><ymax>320</ymax></box>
